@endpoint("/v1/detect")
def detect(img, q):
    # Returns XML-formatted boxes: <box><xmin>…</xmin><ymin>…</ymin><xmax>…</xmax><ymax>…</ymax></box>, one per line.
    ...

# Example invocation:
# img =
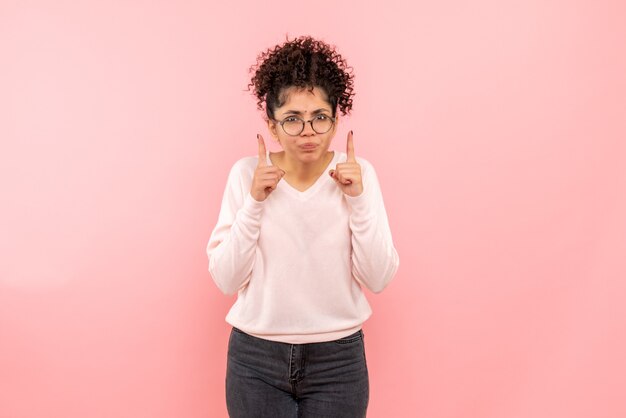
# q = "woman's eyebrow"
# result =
<box><xmin>283</xmin><ymin>108</ymin><xmax>330</xmax><ymax>115</ymax></box>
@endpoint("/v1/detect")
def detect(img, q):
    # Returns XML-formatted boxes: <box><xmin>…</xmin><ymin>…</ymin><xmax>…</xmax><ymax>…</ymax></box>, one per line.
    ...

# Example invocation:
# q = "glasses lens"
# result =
<box><xmin>283</xmin><ymin>119</ymin><xmax>304</xmax><ymax>135</ymax></box>
<box><xmin>312</xmin><ymin>116</ymin><xmax>333</xmax><ymax>134</ymax></box>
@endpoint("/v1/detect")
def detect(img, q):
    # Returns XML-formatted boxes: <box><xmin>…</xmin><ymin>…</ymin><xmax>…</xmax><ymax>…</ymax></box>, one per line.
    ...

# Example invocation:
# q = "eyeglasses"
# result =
<box><xmin>272</xmin><ymin>114</ymin><xmax>336</xmax><ymax>136</ymax></box>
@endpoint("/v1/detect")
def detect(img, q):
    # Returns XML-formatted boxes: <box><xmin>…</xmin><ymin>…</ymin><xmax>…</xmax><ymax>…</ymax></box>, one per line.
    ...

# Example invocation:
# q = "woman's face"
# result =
<box><xmin>267</xmin><ymin>86</ymin><xmax>339</xmax><ymax>165</ymax></box>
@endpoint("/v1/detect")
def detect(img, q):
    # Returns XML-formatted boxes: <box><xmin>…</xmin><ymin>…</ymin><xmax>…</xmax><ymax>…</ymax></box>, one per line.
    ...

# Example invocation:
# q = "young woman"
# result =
<box><xmin>206</xmin><ymin>35</ymin><xmax>400</xmax><ymax>418</ymax></box>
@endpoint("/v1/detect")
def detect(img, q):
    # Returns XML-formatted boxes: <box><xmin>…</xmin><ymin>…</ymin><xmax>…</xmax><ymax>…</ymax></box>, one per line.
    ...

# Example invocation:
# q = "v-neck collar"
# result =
<box><xmin>266</xmin><ymin>150</ymin><xmax>338</xmax><ymax>199</ymax></box>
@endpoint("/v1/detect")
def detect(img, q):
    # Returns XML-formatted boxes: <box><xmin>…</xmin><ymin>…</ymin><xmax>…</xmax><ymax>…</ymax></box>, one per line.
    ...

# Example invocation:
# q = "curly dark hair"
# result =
<box><xmin>247</xmin><ymin>35</ymin><xmax>355</xmax><ymax>121</ymax></box>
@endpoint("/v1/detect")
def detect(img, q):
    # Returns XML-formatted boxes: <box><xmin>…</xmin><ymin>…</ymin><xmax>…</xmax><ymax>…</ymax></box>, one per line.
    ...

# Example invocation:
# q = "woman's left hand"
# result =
<box><xmin>329</xmin><ymin>131</ymin><xmax>363</xmax><ymax>197</ymax></box>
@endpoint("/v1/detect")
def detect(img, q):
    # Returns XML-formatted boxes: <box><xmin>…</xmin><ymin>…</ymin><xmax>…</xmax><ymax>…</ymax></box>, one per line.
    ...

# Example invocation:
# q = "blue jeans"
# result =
<box><xmin>226</xmin><ymin>327</ymin><xmax>370</xmax><ymax>417</ymax></box>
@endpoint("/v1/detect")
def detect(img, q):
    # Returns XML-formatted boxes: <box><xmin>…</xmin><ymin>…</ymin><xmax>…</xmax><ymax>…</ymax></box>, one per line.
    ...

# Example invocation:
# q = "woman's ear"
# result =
<box><xmin>267</xmin><ymin>119</ymin><xmax>279</xmax><ymax>141</ymax></box>
<box><xmin>332</xmin><ymin>113</ymin><xmax>340</xmax><ymax>135</ymax></box>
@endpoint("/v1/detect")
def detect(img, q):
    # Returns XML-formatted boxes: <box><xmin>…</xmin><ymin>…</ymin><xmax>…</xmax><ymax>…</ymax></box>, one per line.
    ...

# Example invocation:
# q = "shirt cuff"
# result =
<box><xmin>344</xmin><ymin>188</ymin><xmax>370</xmax><ymax>216</ymax></box>
<box><xmin>242</xmin><ymin>192</ymin><xmax>265</xmax><ymax>218</ymax></box>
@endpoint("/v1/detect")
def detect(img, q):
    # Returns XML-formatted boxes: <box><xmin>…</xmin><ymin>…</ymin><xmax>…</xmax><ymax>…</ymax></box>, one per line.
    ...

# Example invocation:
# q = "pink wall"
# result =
<box><xmin>1</xmin><ymin>1</ymin><xmax>625</xmax><ymax>417</ymax></box>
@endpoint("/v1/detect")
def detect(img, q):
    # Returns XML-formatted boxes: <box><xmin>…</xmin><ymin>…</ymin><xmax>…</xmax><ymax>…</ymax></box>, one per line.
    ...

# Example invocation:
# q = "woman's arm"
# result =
<box><xmin>206</xmin><ymin>160</ymin><xmax>264</xmax><ymax>295</ymax></box>
<box><xmin>344</xmin><ymin>159</ymin><xmax>400</xmax><ymax>293</ymax></box>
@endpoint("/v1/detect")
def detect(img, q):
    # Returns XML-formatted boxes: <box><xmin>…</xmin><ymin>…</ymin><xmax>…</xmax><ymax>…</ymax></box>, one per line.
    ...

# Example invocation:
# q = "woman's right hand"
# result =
<box><xmin>251</xmin><ymin>134</ymin><xmax>285</xmax><ymax>202</ymax></box>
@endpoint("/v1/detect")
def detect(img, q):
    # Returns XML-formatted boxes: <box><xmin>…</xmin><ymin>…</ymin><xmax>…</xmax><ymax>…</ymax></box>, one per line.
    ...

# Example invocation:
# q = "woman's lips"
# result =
<box><xmin>300</xmin><ymin>143</ymin><xmax>318</xmax><ymax>150</ymax></box>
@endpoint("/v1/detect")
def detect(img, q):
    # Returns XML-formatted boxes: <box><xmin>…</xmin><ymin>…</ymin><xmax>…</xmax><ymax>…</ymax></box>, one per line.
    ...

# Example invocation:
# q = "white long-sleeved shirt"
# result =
<box><xmin>206</xmin><ymin>149</ymin><xmax>399</xmax><ymax>344</ymax></box>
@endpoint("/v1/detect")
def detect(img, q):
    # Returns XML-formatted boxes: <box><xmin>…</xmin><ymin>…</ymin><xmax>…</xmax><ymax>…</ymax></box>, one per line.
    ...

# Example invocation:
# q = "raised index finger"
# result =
<box><xmin>257</xmin><ymin>134</ymin><xmax>267</xmax><ymax>167</ymax></box>
<box><xmin>346</xmin><ymin>130</ymin><xmax>356</xmax><ymax>162</ymax></box>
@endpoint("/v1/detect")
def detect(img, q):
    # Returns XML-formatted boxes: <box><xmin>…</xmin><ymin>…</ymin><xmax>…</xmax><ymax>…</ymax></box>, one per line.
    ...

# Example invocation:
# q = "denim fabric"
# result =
<box><xmin>226</xmin><ymin>327</ymin><xmax>369</xmax><ymax>418</ymax></box>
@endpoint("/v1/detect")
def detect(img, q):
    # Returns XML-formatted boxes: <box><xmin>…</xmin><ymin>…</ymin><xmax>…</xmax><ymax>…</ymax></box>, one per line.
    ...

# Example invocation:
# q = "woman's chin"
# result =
<box><xmin>285</xmin><ymin>146</ymin><xmax>329</xmax><ymax>165</ymax></box>
<box><xmin>296</xmin><ymin>148</ymin><xmax>321</xmax><ymax>159</ymax></box>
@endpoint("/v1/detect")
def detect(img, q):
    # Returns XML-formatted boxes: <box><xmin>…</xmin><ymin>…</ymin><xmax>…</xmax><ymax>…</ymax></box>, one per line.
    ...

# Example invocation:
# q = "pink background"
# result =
<box><xmin>1</xmin><ymin>1</ymin><xmax>625</xmax><ymax>417</ymax></box>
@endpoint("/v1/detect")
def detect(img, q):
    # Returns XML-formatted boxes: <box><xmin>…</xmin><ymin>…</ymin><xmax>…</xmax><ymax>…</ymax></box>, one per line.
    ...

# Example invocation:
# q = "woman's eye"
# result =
<box><xmin>315</xmin><ymin>115</ymin><xmax>329</xmax><ymax>120</ymax></box>
<box><xmin>284</xmin><ymin>117</ymin><xmax>299</xmax><ymax>122</ymax></box>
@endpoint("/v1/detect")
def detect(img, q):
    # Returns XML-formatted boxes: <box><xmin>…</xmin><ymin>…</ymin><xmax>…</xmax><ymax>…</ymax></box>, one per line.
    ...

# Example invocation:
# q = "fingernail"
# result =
<box><xmin>350</xmin><ymin>130</ymin><xmax>353</xmax><ymax>135</ymax></box>
<box><xmin>257</xmin><ymin>134</ymin><xmax>259</xmax><ymax>140</ymax></box>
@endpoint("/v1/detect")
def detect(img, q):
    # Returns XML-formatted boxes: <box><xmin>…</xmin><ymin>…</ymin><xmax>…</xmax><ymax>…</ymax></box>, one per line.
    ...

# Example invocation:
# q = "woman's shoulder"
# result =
<box><xmin>219</xmin><ymin>156</ymin><xmax>257</xmax><ymax>190</ymax></box>
<box><xmin>228</xmin><ymin>154</ymin><xmax>259</xmax><ymax>175</ymax></box>
<box><xmin>336</xmin><ymin>151</ymin><xmax>375</xmax><ymax>172</ymax></box>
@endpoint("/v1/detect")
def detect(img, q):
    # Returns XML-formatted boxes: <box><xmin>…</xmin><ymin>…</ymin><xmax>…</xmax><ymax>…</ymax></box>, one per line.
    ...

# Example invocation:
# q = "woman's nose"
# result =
<box><xmin>301</xmin><ymin>120</ymin><xmax>316</xmax><ymax>135</ymax></box>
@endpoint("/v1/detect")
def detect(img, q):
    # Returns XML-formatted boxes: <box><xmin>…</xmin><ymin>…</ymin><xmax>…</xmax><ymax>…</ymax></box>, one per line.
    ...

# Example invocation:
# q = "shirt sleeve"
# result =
<box><xmin>206</xmin><ymin>160</ymin><xmax>265</xmax><ymax>295</ymax></box>
<box><xmin>344</xmin><ymin>159</ymin><xmax>400</xmax><ymax>293</ymax></box>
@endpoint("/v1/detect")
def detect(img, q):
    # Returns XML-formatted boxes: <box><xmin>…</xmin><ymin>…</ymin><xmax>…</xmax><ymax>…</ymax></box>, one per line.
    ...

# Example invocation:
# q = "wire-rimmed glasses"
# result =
<box><xmin>272</xmin><ymin>114</ymin><xmax>336</xmax><ymax>136</ymax></box>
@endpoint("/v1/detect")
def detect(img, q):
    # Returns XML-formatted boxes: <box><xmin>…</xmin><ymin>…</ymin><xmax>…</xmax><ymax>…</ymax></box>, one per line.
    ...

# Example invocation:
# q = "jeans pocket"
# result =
<box><xmin>228</xmin><ymin>327</ymin><xmax>248</xmax><ymax>354</ymax></box>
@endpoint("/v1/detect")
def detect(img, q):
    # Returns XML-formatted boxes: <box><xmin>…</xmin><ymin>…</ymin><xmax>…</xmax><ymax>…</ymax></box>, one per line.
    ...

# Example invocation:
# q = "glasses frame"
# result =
<box><xmin>271</xmin><ymin>114</ymin><xmax>336</xmax><ymax>136</ymax></box>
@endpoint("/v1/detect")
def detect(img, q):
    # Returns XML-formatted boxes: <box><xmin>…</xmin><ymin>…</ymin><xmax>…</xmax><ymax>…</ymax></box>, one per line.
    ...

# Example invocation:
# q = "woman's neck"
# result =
<box><xmin>272</xmin><ymin>151</ymin><xmax>334</xmax><ymax>182</ymax></box>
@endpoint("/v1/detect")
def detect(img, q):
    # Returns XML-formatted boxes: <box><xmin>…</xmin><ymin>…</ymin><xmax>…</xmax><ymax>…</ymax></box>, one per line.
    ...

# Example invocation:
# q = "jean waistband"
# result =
<box><xmin>231</xmin><ymin>327</ymin><xmax>363</xmax><ymax>344</ymax></box>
